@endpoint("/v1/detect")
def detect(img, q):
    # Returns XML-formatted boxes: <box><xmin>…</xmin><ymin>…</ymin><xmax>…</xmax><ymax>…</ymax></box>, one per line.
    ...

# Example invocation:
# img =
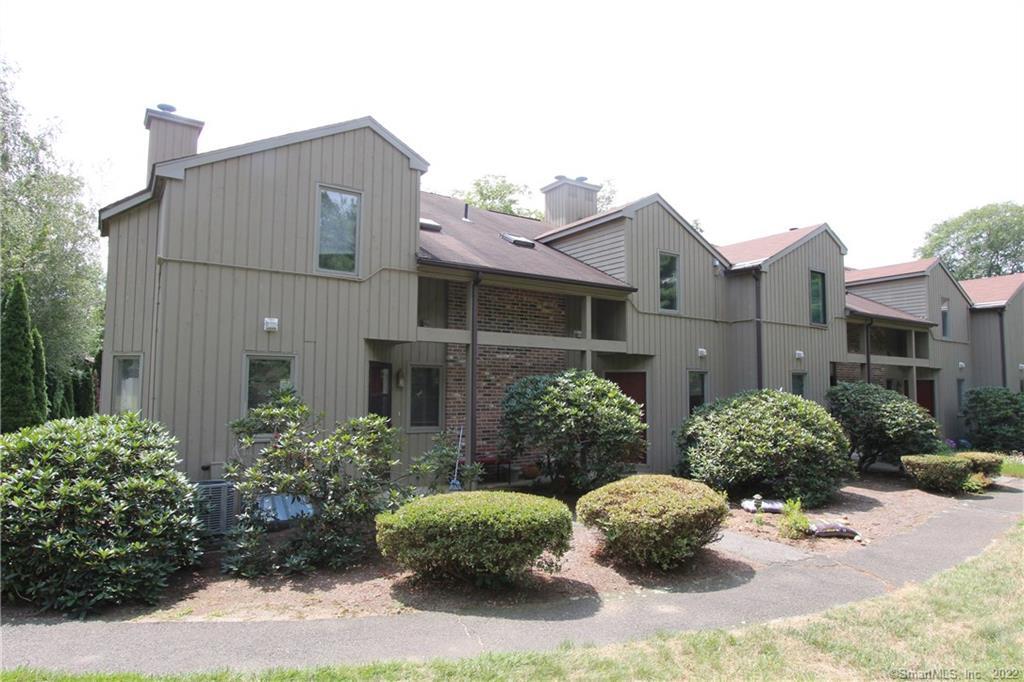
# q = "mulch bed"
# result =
<box><xmin>2</xmin><ymin>473</ymin><xmax>957</xmax><ymax>624</ymax></box>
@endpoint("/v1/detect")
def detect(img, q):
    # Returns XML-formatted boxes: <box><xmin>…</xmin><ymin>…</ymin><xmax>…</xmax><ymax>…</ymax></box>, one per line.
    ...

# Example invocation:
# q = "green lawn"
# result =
<box><xmin>1001</xmin><ymin>455</ymin><xmax>1024</xmax><ymax>478</ymax></box>
<box><xmin>5</xmin><ymin>523</ymin><xmax>1023</xmax><ymax>681</ymax></box>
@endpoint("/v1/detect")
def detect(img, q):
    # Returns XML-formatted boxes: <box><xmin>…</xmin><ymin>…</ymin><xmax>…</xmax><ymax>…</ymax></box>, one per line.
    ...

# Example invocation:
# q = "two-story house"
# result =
<box><xmin>96</xmin><ymin>108</ymin><xmax>860</xmax><ymax>478</ymax></box>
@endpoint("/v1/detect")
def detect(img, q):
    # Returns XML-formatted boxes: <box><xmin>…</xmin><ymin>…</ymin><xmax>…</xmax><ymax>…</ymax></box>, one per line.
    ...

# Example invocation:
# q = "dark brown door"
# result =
<box><xmin>916</xmin><ymin>379</ymin><xmax>935</xmax><ymax>416</ymax></box>
<box><xmin>369</xmin><ymin>362</ymin><xmax>392</xmax><ymax>422</ymax></box>
<box><xmin>606</xmin><ymin>371</ymin><xmax>647</xmax><ymax>462</ymax></box>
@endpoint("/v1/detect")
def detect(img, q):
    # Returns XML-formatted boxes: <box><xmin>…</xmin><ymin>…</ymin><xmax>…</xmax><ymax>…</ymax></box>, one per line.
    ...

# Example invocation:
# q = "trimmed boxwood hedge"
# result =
<box><xmin>376</xmin><ymin>491</ymin><xmax>572</xmax><ymax>585</ymax></box>
<box><xmin>576</xmin><ymin>475</ymin><xmax>728</xmax><ymax>569</ymax></box>
<box><xmin>901</xmin><ymin>455</ymin><xmax>972</xmax><ymax>493</ymax></box>
<box><xmin>676</xmin><ymin>389</ymin><xmax>853</xmax><ymax>507</ymax></box>
<box><xmin>0</xmin><ymin>414</ymin><xmax>203</xmax><ymax>613</ymax></box>
<box><xmin>956</xmin><ymin>452</ymin><xmax>1003</xmax><ymax>477</ymax></box>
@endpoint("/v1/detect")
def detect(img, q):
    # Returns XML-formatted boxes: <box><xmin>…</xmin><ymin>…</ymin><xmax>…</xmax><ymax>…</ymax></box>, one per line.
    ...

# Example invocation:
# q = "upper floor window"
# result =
<box><xmin>112</xmin><ymin>355</ymin><xmax>142</xmax><ymax>413</ymax></box>
<box><xmin>659</xmin><ymin>252</ymin><xmax>679</xmax><ymax>311</ymax></box>
<box><xmin>940</xmin><ymin>298</ymin><xmax>950</xmax><ymax>338</ymax></box>
<box><xmin>809</xmin><ymin>271</ymin><xmax>826</xmax><ymax>325</ymax></box>
<box><xmin>318</xmin><ymin>186</ymin><xmax>360</xmax><ymax>274</ymax></box>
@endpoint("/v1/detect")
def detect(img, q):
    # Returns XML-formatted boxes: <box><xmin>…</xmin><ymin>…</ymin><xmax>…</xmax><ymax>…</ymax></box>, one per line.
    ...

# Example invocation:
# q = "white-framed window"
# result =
<box><xmin>317</xmin><ymin>185</ymin><xmax>360</xmax><ymax>274</ymax></box>
<box><xmin>409</xmin><ymin>365</ymin><xmax>442</xmax><ymax>430</ymax></box>
<box><xmin>244</xmin><ymin>354</ymin><xmax>295</xmax><ymax>412</ymax></box>
<box><xmin>940</xmin><ymin>298</ymin><xmax>950</xmax><ymax>338</ymax></box>
<box><xmin>112</xmin><ymin>355</ymin><xmax>142</xmax><ymax>413</ymax></box>
<box><xmin>957</xmin><ymin>378</ymin><xmax>966</xmax><ymax>414</ymax></box>
<box><xmin>659</xmin><ymin>252</ymin><xmax>679</xmax><ymax>312</ymax></box>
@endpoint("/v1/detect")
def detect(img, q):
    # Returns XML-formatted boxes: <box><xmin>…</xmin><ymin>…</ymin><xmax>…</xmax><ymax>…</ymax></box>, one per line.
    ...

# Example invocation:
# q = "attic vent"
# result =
<box><xmin>501</xmin><ymin>232</ymin><xmax>536</xmax><ymax>248</ymax></box>
<box><xmin>420</xmin><ymin>218</ymin><xmax>442</xmax><ymax>232</ymax></box>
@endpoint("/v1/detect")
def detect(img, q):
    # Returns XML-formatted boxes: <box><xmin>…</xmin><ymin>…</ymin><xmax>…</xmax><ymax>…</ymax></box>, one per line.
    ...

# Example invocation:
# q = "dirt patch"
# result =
<box><xmin>724</xmin><ymin>473</ymin><xmax>958</xmax><ymax>554</ymax></box>
<box><xmin>1</xmin><ymin>473</ymin><xmax>954</xmax><ymax>624</ymax></box>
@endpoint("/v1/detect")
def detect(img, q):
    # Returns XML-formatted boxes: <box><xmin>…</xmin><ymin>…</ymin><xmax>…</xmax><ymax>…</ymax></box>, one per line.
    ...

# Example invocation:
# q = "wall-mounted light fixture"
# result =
<box><xmin>263</xmin><ymin>317</ymin><xmax>279</xmax><ymax>332</ymax></box>
<box><xmin>1019</xmin><ymin>363</ymin><xmax>1024</xmax><ymax>372</ymax></box>
<box><xmin>958</xmin><ymin>361</ymin><xmax>966</xmax><ymax>370</ymax></box>
<box><xmin>697</xmin><ymin>347</ymin><xmax>708</xmax><ymax>358</ymax></box>
<box><xmin>395</xmin><ymin>369</ymin><xmax>405</xmax><ymax>388</ymax></box>
<box><xmin>794</xmin><ymin>350</ymin><xmax>805</xmax><ymax>360</ymax></box>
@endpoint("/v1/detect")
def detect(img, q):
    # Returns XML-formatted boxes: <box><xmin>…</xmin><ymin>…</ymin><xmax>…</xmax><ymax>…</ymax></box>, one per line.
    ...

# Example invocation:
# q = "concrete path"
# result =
<box><xmin>3</xmin><ymin>481</ymin><xmax>1021</xmax><ymax>675</ymax></box>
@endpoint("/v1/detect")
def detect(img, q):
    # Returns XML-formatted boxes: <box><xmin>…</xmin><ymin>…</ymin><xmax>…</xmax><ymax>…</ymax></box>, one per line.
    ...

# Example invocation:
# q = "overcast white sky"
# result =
<box><xmin>2</xmin><ymin>0</ymin><xmax>1022</xmax><ymax>267</ymax></box>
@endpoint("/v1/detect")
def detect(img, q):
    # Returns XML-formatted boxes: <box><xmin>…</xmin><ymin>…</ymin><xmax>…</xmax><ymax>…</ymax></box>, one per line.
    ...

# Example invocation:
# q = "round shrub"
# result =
<box><xmin>576</xmin><ymin>475</ymin><xmax>728</xmax><ymax>569</ymax></box>
<box><xmin>964</xmin><ymin>387</ymin><xmax>1024</xmax><ymax>453</ymax></box>
<box><xmin>375</xmin><ymin>491</ymin><xmax>572</xmax><ymax>584</ymax></box>
<box><xmin>901</xmin><ymin>455</ymin><xmax>972</xmax><ymax>493</ymax></box>
<box><xmin>0</xmin><ymin>414</ymin><xmax>203</xmax><ymax>613</ymax></box>
<box><xmin>956</xmin><ymin>451</ymin><xmax>1003</xmax><ymax>477</ymax></box>
<box><xmin>677</xmin><ymin>389</ymin><xmax>853</xmax><ymax>507</ymax></box>
<box><xmin>826</xmin><ymin>382</ymin><xmax>942</xmax><ymax>470</ymax></box>
<box><xmin>500</xmin><ymin>370</ymin><xmax>645</xmax><ymax>491</ymax></box>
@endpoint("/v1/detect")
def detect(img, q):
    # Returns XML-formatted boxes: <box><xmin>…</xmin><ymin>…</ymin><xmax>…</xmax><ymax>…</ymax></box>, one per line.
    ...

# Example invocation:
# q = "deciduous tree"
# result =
<box><xmin>916</xmin><ymin>202</ymin><xmax>1024</xmax><ymax>279</ymax></box>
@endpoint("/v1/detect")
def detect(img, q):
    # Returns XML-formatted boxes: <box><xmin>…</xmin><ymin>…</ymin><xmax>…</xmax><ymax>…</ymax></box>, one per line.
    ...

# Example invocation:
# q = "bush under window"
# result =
<box><xmin>676</xmin><ymin>389</ymin><xmax>853</xmax><ymax>507</ymax></box>
<box><xmin>825</xmin><ymin>382</ymin><xmax>942</xmax><ymax>470</ymax></box>
<box><xmin>963</xmin><ymin>387</ymin><xmax>1024</xmax><ymax>454</ymax></box>
<box><xmin>499</xmin><ymin>369</ymin><xmax>645</xmax><ymax>491</ymax></box>
<box><xmin>375</xmin><ymin>491</ymin><xmax>572</xmax><ymax>585</ymax></box>
<box><xmin>576</xmin><ymin>475</ymin><xmax>728</xmax><ymax>569</ymax></box>
<box><xmin>0</xmin><ymin>414</ymin><xmax>203</xmax><ymax>613</ymax></box>
<box><xmin>223</xmin><ymin>389</ymin><xmax>411</xmax><ymax>577</ymax></box>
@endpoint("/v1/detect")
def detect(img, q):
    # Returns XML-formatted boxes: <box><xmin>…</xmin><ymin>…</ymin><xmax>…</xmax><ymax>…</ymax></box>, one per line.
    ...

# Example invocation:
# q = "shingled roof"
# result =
<box><xmin>960</xmin><ymin>272</ymin><xmax>1024</xmax><ymax>308</ymax></box>
<box><xmin>416</xmin><ymin>192</ymin><xmax>633</xmax><ymax>291</ymax></box>
<box><xmin>715</xmin><ymin>223</ymin><xmax>847</xmax><ymax>269</ymax></box>
<box><xmin>845</xmin><ymin>258</ymin><xmax>938</xmax><ymax>284</ymax></box>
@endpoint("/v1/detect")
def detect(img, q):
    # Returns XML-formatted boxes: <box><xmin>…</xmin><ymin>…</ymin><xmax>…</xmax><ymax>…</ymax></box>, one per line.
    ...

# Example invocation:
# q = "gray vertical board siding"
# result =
<box><xmin>970</xmin><ymin>310</ymin><xmax>1004</xmax><ymax>388</ymax></box>
<box><xmin>757</xmin><ymin>230</ymin><xmax>846</xmax><ymax>404</ymax></box>
<box><xmin>923</xmin><ymin>266</ymin><xmax>973</xmax><ymax>436</ymax></box>
<box><xmin>146</xmin><ymin>117</ymin><xmax>201</xmax><ymax>174</ymax></box>
<box><xmin>616</xmin><ymin>202</ymin><xmax>729</xmax><ymax>471</ymax></box>
<box><xmin>549</xmin><ymin>220</ymin><xmax>628</xmax><ymax>282</ymax></box>
<box><xmin>1006</xmin><ymin>295</ymin><xmax>1024</xmax><ymax>392</ymax></box>
<box><xmin>544</xmin><ymin>184</ymin><xmax>599</xmax><ymax>226</ymax></box>
<box><xmin>102</xmin><ymin>126</ymin><xmax>422</xmax><ymax>477</ymax></box>
<box><xmin>846</xmin><ymin>277</ymin><xmax>929</xmax><ymax>319</ymax></box>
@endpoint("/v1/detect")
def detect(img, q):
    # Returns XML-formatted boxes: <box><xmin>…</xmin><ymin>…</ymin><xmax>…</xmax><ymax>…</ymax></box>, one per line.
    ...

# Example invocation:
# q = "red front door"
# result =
<box><xmin>916</xmin><ymin>379</ymin><xmax>935</xmax><ymax>416</ymax></box>
<box><xmin>605</xmin><ymin>372</ymin><xmax>647</xmax><ymax>423</ymax></box>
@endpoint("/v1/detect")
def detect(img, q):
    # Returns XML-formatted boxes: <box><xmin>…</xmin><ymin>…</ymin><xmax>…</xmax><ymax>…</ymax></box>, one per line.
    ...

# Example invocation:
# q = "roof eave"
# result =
<box><xmin>415</xmin><ymin>256</ymin><xmax>636</xmax><ymax>293</ymax></box>
<box><xmin>845</xmin><ymin>309</ymin><xmax>937</xmax><ymax>327</ymax></box>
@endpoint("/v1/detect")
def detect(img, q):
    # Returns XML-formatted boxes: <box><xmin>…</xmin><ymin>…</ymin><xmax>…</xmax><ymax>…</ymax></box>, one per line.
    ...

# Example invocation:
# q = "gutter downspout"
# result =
<box><xmin>753</xmin><ymin>270</ymin><xmax>764</xmax><ymax>389</ymax></box>
<box><xmin>468</xmin><ymin>272</ymin><xmax>481</xmax><ymax>461</ymax></box>
<box><xmin>998</xmin><ymin>308</ymin><xmax>1007</xmax><ymax>387</ymax></box>
<box><xmin>865</xmin><ymin>319</ymin><xmax>873</xmax><ymax>383</ymax></box>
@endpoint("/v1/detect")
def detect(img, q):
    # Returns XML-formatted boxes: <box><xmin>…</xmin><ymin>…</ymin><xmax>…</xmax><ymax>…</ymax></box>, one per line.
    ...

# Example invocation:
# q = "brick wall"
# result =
<box><xmin>444</xmin><ymin>283</ymin><xmax>570</xmax><ymax>462</ymax></box>
<box><xmin>834</xmin><ymin>362</ymin><xmax>864</xmax><ymax>382</ymax></box>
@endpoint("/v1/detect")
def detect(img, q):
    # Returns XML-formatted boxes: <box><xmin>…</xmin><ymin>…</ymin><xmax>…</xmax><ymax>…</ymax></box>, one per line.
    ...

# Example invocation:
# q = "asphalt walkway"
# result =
<box><xmin>2</xmin><ymin>480</ymin><xmax>1021</xmax><ymax>675</ymax></box>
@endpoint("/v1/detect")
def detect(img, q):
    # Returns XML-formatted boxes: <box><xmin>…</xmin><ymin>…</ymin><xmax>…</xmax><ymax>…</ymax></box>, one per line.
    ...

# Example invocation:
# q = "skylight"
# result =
<box><xmin>500</xmin><ymin>233</ymin><xmax>535</xmax><ymax>248</ymax></box>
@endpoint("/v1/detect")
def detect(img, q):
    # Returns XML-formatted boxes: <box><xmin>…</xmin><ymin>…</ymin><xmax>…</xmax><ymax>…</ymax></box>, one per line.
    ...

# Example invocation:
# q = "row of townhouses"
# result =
<box><xmin>98</xmin><ymin>109</ymin><xmax>1024</xmax><ymax>479</ymax></box>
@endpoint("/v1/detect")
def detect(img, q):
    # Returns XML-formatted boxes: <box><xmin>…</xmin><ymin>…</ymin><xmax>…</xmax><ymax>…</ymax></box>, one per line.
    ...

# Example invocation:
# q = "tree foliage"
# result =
<box><xmin>0</xmin><ymin>62</ymin><xmax>104</xmax><ymax>374</ymax></box>
<box><xmin>916</xmin><ymin>202</ymin><xmax>1024</xmax><ymax>279</ymax></box>
<box><xmin>1</xmin><ymin>278</ymin><xmax>38</xmax><ymax>432</ymax></box>
<box><xmin>963</xmin><ymin>387</ymin><xmax>1024</xmax><ymax>453</ymax></box>
<box><xmin>454</xmin><ymin>175</ymin><xmax>543</xmax><ymax>219</ymax></box>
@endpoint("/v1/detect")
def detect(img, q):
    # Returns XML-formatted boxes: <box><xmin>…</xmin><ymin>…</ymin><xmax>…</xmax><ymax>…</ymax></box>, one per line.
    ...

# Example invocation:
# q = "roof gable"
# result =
<box><xmin>536</xmin><ymin>194</ymin><xmax>729</xmax><ymax>266</ymax></box>
<box><xmin>155</xmin><ymin>116</ymin><xmax>428</xmax><ymax>179</ymax></box>
<box><xmin>717</xmin><ymin>223</ymin><xmax>846</xmax><ymax>269</ymax></box>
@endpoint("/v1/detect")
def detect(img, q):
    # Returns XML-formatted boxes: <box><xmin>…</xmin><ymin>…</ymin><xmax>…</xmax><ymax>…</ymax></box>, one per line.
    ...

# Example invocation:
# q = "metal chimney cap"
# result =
<box><xmin>156</xmin><ymin>103</ymin><xmax>177</xmax><ymax>113</ymax></box>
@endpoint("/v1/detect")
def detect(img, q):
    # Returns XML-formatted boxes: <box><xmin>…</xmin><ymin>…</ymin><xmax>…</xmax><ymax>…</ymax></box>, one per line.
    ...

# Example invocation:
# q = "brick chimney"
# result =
<box><xmin>143</xmin><ymin>105</ymin><xmax>204</xmax><ymax>180</ymax></box>
<box><xmin>540</xmin><ymin>175</ymin><xmax>601</xmax><ymax>226</ymax></box>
